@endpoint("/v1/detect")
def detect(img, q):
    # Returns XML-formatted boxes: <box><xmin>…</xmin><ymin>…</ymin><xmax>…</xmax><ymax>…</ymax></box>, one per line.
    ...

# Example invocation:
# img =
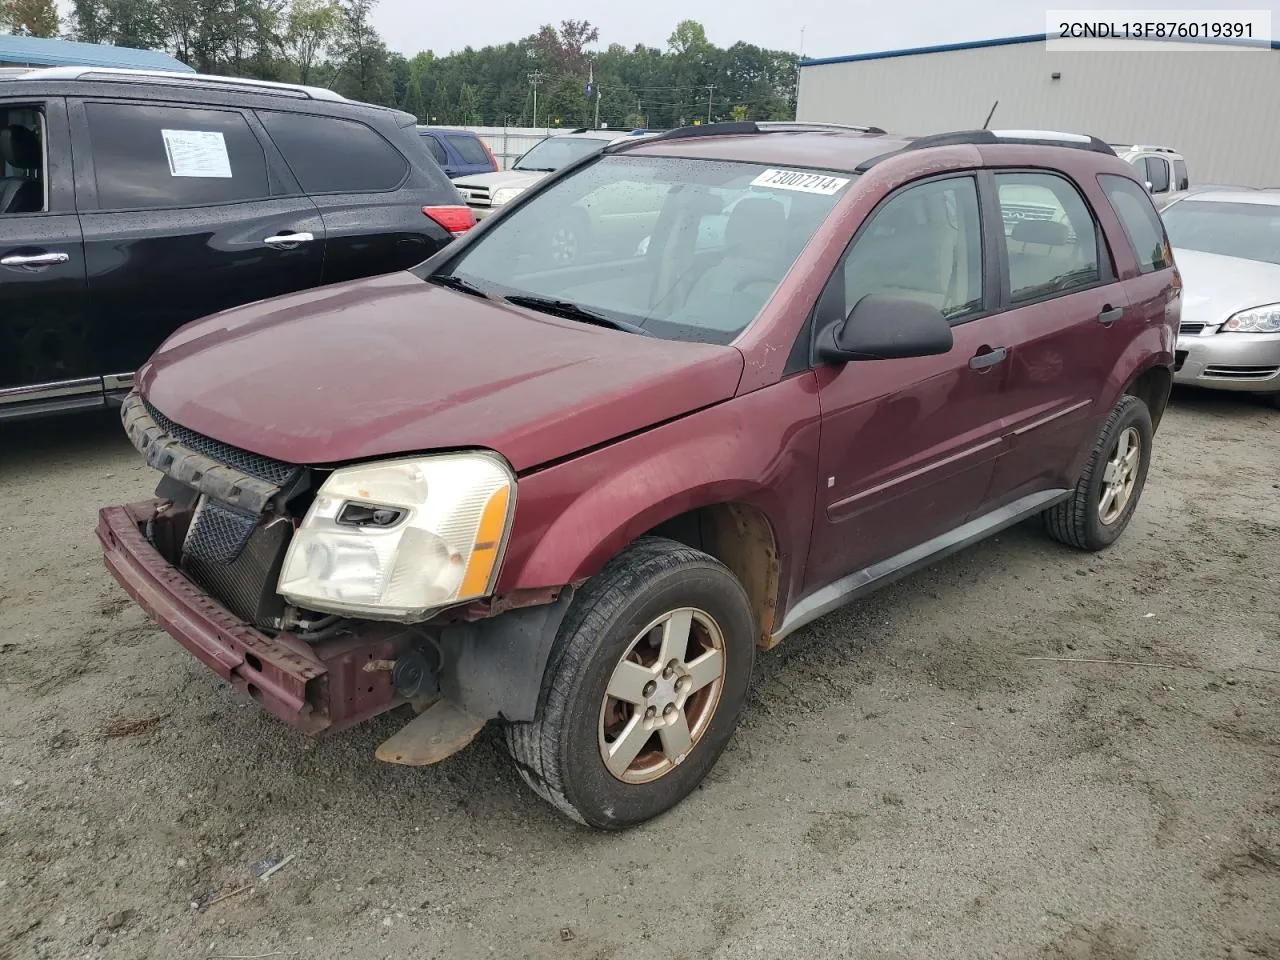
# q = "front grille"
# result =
<box><xmin>184</xmin><ymin>499</ymin><xmax>259</xmax><ymax>563</ymax></box>
<box><xmin>1202</xmin><ymin>365</ymin><xmax>1280</xmax><ymax>380</ymax></box>
<box><xmin>144</xmin><ymin>401</ymin><xmax>300</xmax><ymax>487</ymax></box>
<box><xmin>184</xmin><ymin>512</ymin><xmax>293</xmax><ymax>627</ymax></box>
<box><xmin>459</xmin><ymin>186</ymin><xmax>491</xmax><ymax>206</ymax></box>
<box><xmin>1179</xmin><ymin>322</ymin><xmax>1206</xmax><ymax>335</ymax></box>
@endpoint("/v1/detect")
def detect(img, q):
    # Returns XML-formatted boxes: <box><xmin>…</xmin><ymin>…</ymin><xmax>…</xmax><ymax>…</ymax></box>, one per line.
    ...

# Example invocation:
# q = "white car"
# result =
<box><xmin>1161</xmin><ymin>188</ymin><xmax>1280</xmax><ymax>407</ymax></box>
<box><xmin>453</xmin><ymin>129</ymin><xmax>645</xmax><ymax>220</ymax></box>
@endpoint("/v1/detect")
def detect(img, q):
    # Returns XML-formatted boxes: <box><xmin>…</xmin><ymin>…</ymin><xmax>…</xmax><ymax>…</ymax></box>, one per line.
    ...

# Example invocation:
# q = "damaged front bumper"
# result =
<box><xmin>97</xmin><ymin>499</ymin><xmax>414</xmax><ymax>735</ymax></box>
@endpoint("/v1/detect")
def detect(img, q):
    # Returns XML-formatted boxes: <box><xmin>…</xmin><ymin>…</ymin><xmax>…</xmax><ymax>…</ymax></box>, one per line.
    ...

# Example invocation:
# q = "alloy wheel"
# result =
<box><xmin>1099</xmin><ymin>425</ymin><xmax>1141</xmax><ymax>524</ymax></box>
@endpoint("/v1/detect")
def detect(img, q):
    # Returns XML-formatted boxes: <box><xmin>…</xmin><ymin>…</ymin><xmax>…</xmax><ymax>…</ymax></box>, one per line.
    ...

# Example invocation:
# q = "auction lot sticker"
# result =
<box><xmin>750</xmin><ymin>168</ymin><xmax>851</xmax><ymax>195</ymax></box>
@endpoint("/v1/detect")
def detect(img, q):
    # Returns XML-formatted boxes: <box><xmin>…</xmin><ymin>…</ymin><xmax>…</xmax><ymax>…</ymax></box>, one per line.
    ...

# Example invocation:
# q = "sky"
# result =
<box><xmin>372</xmin><ymin>0</ymin><xmax>1280</xmax><ymax>60</ymax></box>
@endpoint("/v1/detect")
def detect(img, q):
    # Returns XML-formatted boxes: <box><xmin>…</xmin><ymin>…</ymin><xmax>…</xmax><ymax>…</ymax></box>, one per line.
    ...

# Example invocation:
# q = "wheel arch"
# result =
<box><xmin>1123</xmin><ymin>363</ymin><xmax>1174</xmax><ymax>430</ymax></box>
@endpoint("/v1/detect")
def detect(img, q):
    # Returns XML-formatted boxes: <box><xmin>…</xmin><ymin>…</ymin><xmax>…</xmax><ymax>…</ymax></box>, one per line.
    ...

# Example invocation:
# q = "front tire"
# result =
<box><xmin>504</xmin><ymin>537</ymin><xmax>755</xmax><ymax>829</ymax></box>
<box><xmin>1043</xmin><ymin>394</ymin><xmax>1153</xmax><ymax>551</ymax></box>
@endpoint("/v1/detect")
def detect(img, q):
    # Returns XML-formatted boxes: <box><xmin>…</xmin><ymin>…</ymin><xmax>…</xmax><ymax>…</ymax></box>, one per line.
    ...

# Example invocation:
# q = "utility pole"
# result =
<box><xmin>594</xmin><ymin>87</ymin><xmax>602</xmax><ymax>130</ymax></box>
<box><xmin>706</xmin><ymin>84</ymin><xmax>715</xmax><ymax>124</ymax></box>
<box><xmin>528</xmin><ymin>70</ymin><xmax>544</xmax><ymax>128</ymax></box>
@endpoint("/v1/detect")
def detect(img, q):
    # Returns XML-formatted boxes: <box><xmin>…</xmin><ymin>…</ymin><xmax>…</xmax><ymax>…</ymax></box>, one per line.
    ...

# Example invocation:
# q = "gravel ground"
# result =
<box><xmin>1</xmin><ymin>389</ymin><xmax>1277</xmax><ymax>960</ymax></box>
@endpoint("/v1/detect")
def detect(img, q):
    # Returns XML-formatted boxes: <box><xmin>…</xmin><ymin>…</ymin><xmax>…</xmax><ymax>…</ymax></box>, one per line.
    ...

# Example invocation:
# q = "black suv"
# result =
<box><xmin>0</xmin><ymin>67</ymin><xmax>472</xmax><ymax>421</ymax></box>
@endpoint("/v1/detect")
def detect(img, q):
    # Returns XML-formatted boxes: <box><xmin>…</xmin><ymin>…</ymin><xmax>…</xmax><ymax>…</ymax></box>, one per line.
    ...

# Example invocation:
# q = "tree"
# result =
<box><xmin>331</xmin><ymin>0</ymin><xmax>392</xmax><ymax>105</ymax></box>
<box><xmin>401</xmin><ymin>67</ymin><xmax>424</xmax><ymax>120</ymax></box>
<box><xmin>667</xmin><ymin>19</ymin><xmax>708</xmax><ymax>55</ymax></box>
<box><xmin>6</xmin><ymin>0</ymin><xmax>61</xmax><ymax>36</ymax></box>
<box><xmin>285</xmin><ymin>0</ymin><xmax>339</xmax><ymax>85</ymax></box>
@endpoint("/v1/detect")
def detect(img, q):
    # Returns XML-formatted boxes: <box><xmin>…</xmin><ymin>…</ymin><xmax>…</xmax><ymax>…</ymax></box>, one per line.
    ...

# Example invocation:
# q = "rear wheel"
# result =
<box><xmin>1043</xmin><ymin>394</ymin><xmax>1153</xmax><ymax>551</ymax></box>
<box><xmin>504</xmin><ymin>537</ymin><xmax>755</xmax><ymax>829</ymax></box>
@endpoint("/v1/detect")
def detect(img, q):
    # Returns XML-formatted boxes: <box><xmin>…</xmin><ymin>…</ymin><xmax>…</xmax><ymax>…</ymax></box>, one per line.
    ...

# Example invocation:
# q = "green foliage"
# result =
<box><xmin>59</xmin><ymin>10</ymin><xmax>797</xmax><ymax>122</ymax></box>
<box><xmin>5</xmin><ymin>0</ymin><xmax>61</xmax><ymax>37</ymax></box>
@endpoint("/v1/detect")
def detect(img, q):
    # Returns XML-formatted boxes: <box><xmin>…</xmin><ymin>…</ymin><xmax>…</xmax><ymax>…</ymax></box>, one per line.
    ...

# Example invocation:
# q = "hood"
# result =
<box><xmin>138</xmin><ymin>272</ymin><xmax>744</xmax><ymax>471</ymax></box>
<box><xmin>453</xmin><ymin>169</ymin><xmax>547</xmax><ymax>192</ymax></box>
<box><xmin>1172</xmin><ymin>247</ymin><xmax>1280</xmax><ymax>327</ymax></box>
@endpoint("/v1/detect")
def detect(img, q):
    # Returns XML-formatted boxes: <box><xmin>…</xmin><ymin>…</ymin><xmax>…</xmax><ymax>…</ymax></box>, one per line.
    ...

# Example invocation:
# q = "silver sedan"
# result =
<box><xmin>1162</xmin><ymin>189</ymin><xmax>1280</xmax><ymax>407</ymax></box>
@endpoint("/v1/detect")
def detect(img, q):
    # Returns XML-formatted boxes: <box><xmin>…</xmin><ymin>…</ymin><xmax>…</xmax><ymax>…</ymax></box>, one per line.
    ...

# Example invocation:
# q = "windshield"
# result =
<box><xmin>513</xmin><ymin>136</ymin><xmax>610</xmax><ymax>172</ymax></box>
<box><xmin>1163</xmin><ymin>200</ymin><xmax>1280</xmax><ymax>265</ymax></box>
<box><xmin>425</xmin><ymin>155</ymin><xmax>851</xmax><ymax>345</ymax></box>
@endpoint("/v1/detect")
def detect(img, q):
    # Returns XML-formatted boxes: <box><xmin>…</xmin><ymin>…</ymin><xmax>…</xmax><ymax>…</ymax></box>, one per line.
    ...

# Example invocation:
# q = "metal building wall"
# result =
<box><xmin>797</xmin><ymin>40</ymin><xmax>1280</xmax><ymax>187</ymax></box>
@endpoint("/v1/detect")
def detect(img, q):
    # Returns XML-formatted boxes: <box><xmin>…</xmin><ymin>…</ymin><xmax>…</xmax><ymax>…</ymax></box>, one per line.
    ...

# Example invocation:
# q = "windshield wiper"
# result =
<box><xmin>428</xmin><ymin>274</ymin><xmax>491</xmax><ymax>299</ymax></box>
<box><xmin>504</xmin><ymin>294</ymin><xmax>652</xmax><ymax>336</ymax></box>
<box><xmin>514</xmin><ymin>166</ymin><xmax>557</xmax><ymax>172</ymax></box>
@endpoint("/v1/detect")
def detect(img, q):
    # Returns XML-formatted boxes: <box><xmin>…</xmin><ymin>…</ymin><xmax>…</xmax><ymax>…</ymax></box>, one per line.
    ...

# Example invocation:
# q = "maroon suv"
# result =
<box><xmin>98</xmin><ymin>122</ymin><xmax>1179</xmax><ymax>829</ymax></box>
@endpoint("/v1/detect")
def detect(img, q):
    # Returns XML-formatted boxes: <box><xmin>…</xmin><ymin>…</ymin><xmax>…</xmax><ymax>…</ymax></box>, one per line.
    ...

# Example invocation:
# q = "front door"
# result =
<box><xmin>71</xmin><ymin>99</ymin><xmax>326</xmax><ymax>380</ymax></box>
<box><xmin>804</xmin><ymin>173</ymin><xmax>1009</xmax><ymax>593</ymax></box>
<box><xmin>0</xmin><ymin>96</ymin><xmax>96</xmax><ymax>411</ymax></box>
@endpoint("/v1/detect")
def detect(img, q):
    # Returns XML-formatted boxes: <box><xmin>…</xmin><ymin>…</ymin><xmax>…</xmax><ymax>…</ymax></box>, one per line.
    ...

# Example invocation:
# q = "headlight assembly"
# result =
<box><xmin>277</xmin><ymin>453</ymin><xmax>515</xmax><ymax>622</ymax></box>
<box><xmin>490</xmin><ymin>187</ymin><xmax>524</xmax><ymax>206</ymax></box>
<box><xmin>1221</xmin><ymin>304</ymin><xmax>1280</xmax><ymax>334</ymax></box>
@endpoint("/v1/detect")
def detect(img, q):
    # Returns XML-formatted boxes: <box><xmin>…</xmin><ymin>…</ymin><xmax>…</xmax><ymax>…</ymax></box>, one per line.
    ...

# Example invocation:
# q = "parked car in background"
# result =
<box><xmin>416</xmin><ymin>126</ymin><xmax>499</xmax><ymax>179</ymax></box>
<box><xmin>0</xmin><ymin>67</ymin><xmax>473</xmax><ymax>422</ymax></box>
<box><xmin>453</xmin><ymin>128</ymin><xmax>645</xmax><ymax>219</ymax></box>
<box><xmin>100</xmin><ymin>123</ymin><xmax>1176</xmax><ymax>828</ymax></box>
<box><xmin>1111</xmin><ymin>143</ymin><xmax>1190</xmax><ymax>205</ymax></box>
<box><xmin>1160</xmin><ymin>188</ymin><xmax>1280</xmax><ymax>407</ymax></box>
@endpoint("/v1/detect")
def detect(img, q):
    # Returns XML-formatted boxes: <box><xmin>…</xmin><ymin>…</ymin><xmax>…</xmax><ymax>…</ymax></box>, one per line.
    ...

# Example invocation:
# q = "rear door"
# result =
<box><xmin>983</xmin><ymin>169</ymin><xmax>1129</xmax><ymax>503</ymax></box>
<box><xmin>257</xmin><ymin>110</ymin><xmax>454</xmax><ymax>284</ymax></box>
<box><xmin>71</xmin><ymin>99</ymin><xmax>326</xmax><ymax>379</ymax></box>
<box><xmin>419</xmin><ymin>130</ymin><xmax>457</xmax><ymax>177</ymax></box>
<box><xmin>0</xmin><ymin>96</ymin><xmax>95</xmax><ymax>411</ymax></box>
<box><xmin>804</xmin><ymin>173</ymin><xmax>1009</xmax><ymax>591</ymax></box>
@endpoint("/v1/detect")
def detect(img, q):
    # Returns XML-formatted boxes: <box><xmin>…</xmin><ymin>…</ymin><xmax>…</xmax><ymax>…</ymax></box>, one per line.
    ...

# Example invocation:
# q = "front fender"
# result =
<box><xmin>495</xmin><ymin>374</ymin><xmax>823</xmax><ymax>617</ymax></box>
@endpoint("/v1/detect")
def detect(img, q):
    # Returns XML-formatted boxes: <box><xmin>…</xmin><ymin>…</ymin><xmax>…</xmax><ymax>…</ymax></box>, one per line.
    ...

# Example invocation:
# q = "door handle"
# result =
<box><xmin>1</xmin><ymin>251</ymin><xmax>70</xmax><ymax>269</ymax></box>
<box><xmin>1098</xmin><ymin>305</ymin><xmax>1123</xmax><ymax>327</ymax></box>
<box><xmin>263</xmin><ymin>232</ymin><xmax>315</xmax><ymax>249</ymax></box>
<box><xmin>969</xmin><ymin>346</ymin><xmax>1008</xmax><ymax>370</ymax></box>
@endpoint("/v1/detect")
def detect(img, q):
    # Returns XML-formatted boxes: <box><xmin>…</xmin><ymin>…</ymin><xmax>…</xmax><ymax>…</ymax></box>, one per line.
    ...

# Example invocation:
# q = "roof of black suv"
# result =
<box><xmin>2</xmin><ymin>66</ymin><xmax>417</xmax><ymax>125</ymax></box>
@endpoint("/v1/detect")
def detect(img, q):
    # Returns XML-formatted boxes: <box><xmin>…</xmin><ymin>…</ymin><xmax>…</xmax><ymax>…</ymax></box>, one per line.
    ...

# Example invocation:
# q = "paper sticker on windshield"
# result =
<box><xmin>749</xmin><ymin>168</ymin><xmax>850</xmax><ymax>196</ymax></box>
<box><xmin>161</xmin><ymin>129</ymin><xmax>232</xmax><ymax>178</ymax></box>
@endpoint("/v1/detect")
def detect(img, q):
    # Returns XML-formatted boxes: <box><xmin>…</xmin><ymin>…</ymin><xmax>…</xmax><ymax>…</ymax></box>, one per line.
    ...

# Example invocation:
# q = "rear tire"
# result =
<box><xmin>503</xmin><ymin>537</ymin><xmax>755</xmax><ymax>829</ymax></box>
<box><xmin>1043</xmin><ymin>394</ymin><xmax>1153</xmax><ymax>551</ymax></box>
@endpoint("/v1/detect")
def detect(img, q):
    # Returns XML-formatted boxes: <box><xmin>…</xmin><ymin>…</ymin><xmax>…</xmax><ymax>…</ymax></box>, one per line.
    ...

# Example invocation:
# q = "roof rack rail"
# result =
<box><xmin>605</xmin><ymin>119</ymin><xmax>886</xmax><ymax>153</ymax></box>
<box><xmin>1129</xmin><ymin>144</ymin><xmax>1179</xmax><ymax>154</ymax></box>
<box><xmin>854</xmin><ymin>128</ymin><xmax>1115</xmax><ymax>173</ymax></box>
<box><xmin>15</xmin><ymin>66</ymin><xmax>347</xmax><ymax>102</ymax></box>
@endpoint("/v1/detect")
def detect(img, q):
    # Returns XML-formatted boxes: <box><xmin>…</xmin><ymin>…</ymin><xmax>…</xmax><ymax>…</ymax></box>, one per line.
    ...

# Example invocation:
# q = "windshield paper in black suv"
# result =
<box><xmin>427</xmin><ymin>156</ymin><xmax>852</xmax><ymax>344</ymax></box>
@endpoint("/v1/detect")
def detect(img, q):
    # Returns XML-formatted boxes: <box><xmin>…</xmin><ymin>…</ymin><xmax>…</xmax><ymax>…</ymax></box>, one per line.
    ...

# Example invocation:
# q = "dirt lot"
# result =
<box><xmin>1</xmin><ymin>390</ymin><xmax>1277</xmax><ymax>960</ymax></box>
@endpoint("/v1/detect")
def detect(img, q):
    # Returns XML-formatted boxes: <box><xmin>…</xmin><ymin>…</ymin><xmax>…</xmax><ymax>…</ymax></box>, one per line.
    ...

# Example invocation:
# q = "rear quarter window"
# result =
<box><xmin>1099</xmin><ymin>174</ymin><xmax>1172</xmax><ymax>273</ymax></box>
<box><xmin>258</xmin><ymin>110</ymin><xmax>409</xmax><ymax>194</ymax></box>
<box><xmin>445</xmin><ymin>133</ymin><xmax>490</xmax><ymax>165</ymax></box>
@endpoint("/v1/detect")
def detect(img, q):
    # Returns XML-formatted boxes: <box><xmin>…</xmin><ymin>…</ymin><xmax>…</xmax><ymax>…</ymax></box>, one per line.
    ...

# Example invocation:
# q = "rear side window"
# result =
<box><xmin>420</xmin><ymin>133</ymin><xmax>448</xmax><ymax>165</ymax></box>
<box><xmin>1100</xmin><ymin>174</ymin><xmax>1172</xmax><ymax>273</ymax></box>
<box><xmin>259</xmin><ymin>111</ymin><xmax>409</xmax><ymax>193</ymax></box>
<box><xmin>994</xmin><ymin>172</ymin><xmax>1101</xmax><ymax>304</ymax></box>
<box><xmin>84</xmin><ymin>102</ymin><xmax>269</xmax><ymax>210</ymax></box>
<box><xmin>445</xmin><ymin>133</ymin><xmax>490</xmax><ymax>165</ymax></box>
<box><xmin>1173</xmin><ymin>158</ymin><xmax>1189</xmax><ymax>191</ymax></box>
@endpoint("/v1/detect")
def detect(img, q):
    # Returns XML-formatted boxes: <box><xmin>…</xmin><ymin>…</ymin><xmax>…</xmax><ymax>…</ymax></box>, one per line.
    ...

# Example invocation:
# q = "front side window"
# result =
<box><xmin>1100</xmin><ymin>174</ymin><xmax>1172</xmax><ymax>273</ymax></box>
<box><xmin>1144</xmin><ymin>156</ymin><xmax>1171</xmax><ymax>193</ymax></box>
<box><xmin>84</xmin><ymin>102</ymin><xmax>269</xmax><ymax>210</ymax></box>
<box><xmin>512</xmin><ymin>136</ymin><xmax>609</xmax><ymax>172</ymax></box>
<box><xmin>0</xmin><ymin>103</ymin><xmax>46</xmax><ymax>214</ymax></box>
<box><xmin>841</xmin><ymin>175</ymin><xmax>984</xmax><ymax>321</ymax></box>
<box><xmin>995</xmin><ymin>172</ymin><xmax>1101</xmax><ymax>304</ymax></box>
<box><xmin>259</xmin><ymin>111</ymin><xmax>408</xmax><ymax>193</ymax></box>
<box><xmin>429</xmin><ymin>155</ymin><xmax>851</xmax><ymax>345</ymax></box>
<box><xmin>1162</xmin><ymin>199</ymin><xmax>1280</xmax><ymax>265</ymax></box>
<box><xmin>421</xmin><ymin>134</ymin><xmax>448</xmax><ymax>165</ymax></box>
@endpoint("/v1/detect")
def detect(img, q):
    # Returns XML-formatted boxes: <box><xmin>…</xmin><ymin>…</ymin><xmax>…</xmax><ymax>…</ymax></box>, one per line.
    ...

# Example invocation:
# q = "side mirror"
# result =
<box><xmin>817</xmin><ymin>294</ymin><xmax>954</xmax><ymax>363</ymax></box>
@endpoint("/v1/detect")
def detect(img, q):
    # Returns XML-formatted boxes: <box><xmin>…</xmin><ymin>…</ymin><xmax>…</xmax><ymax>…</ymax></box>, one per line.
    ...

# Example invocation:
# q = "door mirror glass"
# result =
<box><xmin>817</xmin><ymin>294</ymin><xmax>954</xmax><ymax>363</ymax></box>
